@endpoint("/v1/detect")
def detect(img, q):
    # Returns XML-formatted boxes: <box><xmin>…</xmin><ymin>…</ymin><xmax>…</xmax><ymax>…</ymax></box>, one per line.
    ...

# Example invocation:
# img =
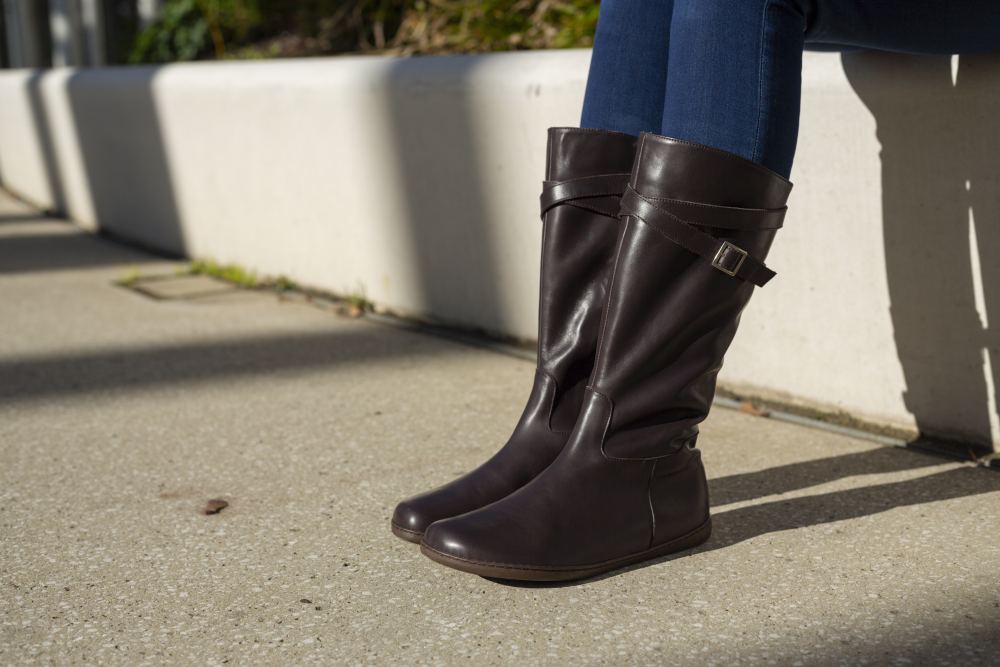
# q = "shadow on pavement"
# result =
<box><xmin>704</xmin><ymin>461</ymin><xmax>997</xmax><ymax>550</ymax></box>
<box><xmin>627</xmin><ymin>599</ymin><xmax>999</xmax><ymax>665</ymax></box>
<box><xmin>0</xmin><ymin>211</ymin><xmax>47</xmax><ymax>223</ymax></box>
<box><xmin>0</xmin><ymin>326</ymin><xmax>455</xmax><ymax>404</ymax></box>
<box><xmin>0</xmin><ymin>229</ymin><xmax>159</xmax><ymax>274</ymax></box>
<box><xmin>64</xmin><ymin>66</ymin><xmax>187</xmax><ymax>254</ymax></box>
<box><xmin>708</xmin><ymin>445</ymin><xmax>947</xmax><ymax>506</ymax></box>
<box><xmin>25</xmin><ymin>71</ymin><xmax>66</xmax><ymax>214</ymax></box>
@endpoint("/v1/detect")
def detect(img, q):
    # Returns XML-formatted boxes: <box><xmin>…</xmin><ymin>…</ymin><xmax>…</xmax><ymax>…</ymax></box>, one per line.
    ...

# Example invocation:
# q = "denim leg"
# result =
<box><xmin>580</xmin><ymin>0</ymin><xmax>675</xmax><ymax>136</ymax></box>
<box><xmin>583</xmin><ymin>0</ymin><xmax>999</xmax><ymax>178</ymax></box>
<box><xmin>659</xmin><ymin>0</ymin><xmax>999</xmax><ymax>178</ymax></box>
<box><xmin>661</xmin><ymin>0</ymin><xmax>808</xmax><ymax>178</ymax></box>
<box><xmin>805</xmin><ymin>1</ymin><xmax>1000</xmax><ymax>55</ymax></box>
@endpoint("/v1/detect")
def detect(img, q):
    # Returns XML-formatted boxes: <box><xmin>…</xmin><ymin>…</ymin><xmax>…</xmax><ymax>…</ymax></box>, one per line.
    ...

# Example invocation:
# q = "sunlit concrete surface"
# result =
<box><xmin>1</xmin><ymin>192</ymin><xmax>999</xmax><ymax>665</ymax></box>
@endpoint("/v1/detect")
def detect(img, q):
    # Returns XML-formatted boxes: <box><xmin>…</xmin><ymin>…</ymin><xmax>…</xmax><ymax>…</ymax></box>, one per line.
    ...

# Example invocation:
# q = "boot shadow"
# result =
<box><xmin>707</xmin><ymin>444</ymin><xmax>944</xmax><ymax>506</ymax></box>
<box><xmin>490</xmin><ymin>446</ymin><xmax>999</xmax><ymax>588</ymax></box>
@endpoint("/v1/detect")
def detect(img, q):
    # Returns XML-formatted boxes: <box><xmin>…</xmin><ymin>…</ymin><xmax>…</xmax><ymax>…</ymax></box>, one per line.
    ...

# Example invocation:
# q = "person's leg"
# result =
<box><xmin>804</xmin><ymin>1</ymin><xmax>1000</xmax><ymax>55</ymax></box>
<box><xmin>661</xmin><ymin>0</ymin><xmax>1000</xmax><ymax>179</ymax></box>
<box><xmin>661</xmin><ymin>0</ymin><xmax>807</xmax><ymax>178</ymax></box>
<box><xmin>579</xmin><ymin>0</ymin><xmax>674</xmax><ymax>136</ymax></box>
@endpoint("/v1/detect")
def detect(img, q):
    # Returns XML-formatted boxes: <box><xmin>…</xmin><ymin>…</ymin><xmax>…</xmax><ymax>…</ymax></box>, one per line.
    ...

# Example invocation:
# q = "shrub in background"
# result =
<box><xmin>129</xmin><ymin>0</ymin><xmax>261</xmax><ymax>63</ymax></box>
<box><xmin>128</xmin><ymin>0</ymin><xmax>599</xmax><ymax>63</ymax></box>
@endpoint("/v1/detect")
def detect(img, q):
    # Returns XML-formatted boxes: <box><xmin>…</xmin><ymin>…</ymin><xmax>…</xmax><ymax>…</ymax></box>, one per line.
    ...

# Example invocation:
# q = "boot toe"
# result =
<box><xmin>420</xmin><ymin>511</ymin><xmax>540</xmax><ymax>578</ymax></box>
<box><xmin>421</xmin><ymin>518</ymin><xmax>476</xmax><ymax>561</ymax></box>
<box><xmin>390</xmin><ymin>498</ymin><xmax>432</xmax><ymax>543</ymax></box>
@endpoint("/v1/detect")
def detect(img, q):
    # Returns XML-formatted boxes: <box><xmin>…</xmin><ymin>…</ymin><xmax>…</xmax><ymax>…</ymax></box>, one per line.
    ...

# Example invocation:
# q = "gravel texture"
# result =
<box><xmin>2</xmin><ymin>193</ymin><xmax>998</xmax><ymax>665</ymax></box>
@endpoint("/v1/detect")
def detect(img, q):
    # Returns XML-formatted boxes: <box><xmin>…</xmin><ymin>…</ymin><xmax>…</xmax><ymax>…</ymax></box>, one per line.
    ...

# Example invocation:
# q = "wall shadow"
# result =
<box><xmin>843</xmin><ymin>52</ymin><xmax>1000</xmax><ymax>454</ymax></box>
<box><xmin>0</xmin><ymin>229</ymin><xmax>159</xmax><ymax>273</ymax></box>
<box><xmin>0</xmin><ymin>326</ymin><xmax>456</xmax><ymax>405</ymax></box>
<box><xmin>380</xmin><ymin>55</ymin><xmax>508</xmax><ymax>336</ymax></box>
<box><xmin>24</xmin><ymin>70</ymin><xmax>66</xmax><ymax>214</ymax></box>
<box><xmin>64</xmin><ymin>65</ymin><xmax>186</xmax><ymax>254</ymax></box>
<box><xmin>8</xmin><ymin>66</ymin><xmax>186</xmax><ymax>268</ymax></box>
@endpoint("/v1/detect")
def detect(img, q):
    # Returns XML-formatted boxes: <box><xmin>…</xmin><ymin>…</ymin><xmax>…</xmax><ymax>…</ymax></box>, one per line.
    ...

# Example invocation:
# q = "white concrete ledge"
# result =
<box><xmin>2</xmin><ymin>49</ymin><xmax>999</xmax><ymax>448</ymax></box>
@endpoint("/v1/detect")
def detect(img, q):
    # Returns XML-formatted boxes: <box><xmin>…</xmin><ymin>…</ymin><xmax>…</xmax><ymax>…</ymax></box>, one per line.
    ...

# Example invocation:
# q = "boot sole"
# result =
<box><xmin>390</xmin><ymin>521</ymin><xmax>424</xmax><ymax>544</ymax></box>
<box><xmin>420</xmin><ymin>517</ymin><xmax>712</xmax><ymax>582</ymax></box>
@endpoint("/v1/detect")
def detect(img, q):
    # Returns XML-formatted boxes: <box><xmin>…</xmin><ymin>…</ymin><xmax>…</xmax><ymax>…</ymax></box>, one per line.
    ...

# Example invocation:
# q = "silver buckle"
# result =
<box><xmin>711</xmin><ymin>241</ymin><xmax>747</xmax><ymax>277</ymax></box>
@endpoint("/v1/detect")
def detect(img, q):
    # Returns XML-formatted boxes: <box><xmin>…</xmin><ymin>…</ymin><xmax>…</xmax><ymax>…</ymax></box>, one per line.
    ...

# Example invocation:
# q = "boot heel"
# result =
<box><xmin>649</xmin><ymin>516</ymin><xmax>712</xmax><ymax>559</ymax></box>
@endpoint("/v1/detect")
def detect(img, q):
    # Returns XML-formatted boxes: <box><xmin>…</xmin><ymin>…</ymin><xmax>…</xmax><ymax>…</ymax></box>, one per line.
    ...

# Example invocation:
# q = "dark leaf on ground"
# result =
<box><xmin>738</xmin><ymin>401</ymin><xmax>771</xmax><ymax>418</ymax></box>
<box><xmin>203</xmin><ymin>498</ymin><xmax>229</xmax><ymax>515</ymax></box>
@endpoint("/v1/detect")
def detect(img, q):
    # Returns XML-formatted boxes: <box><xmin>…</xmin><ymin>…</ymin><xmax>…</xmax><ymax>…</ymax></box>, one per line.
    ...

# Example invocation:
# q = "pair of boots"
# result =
<box><xmin>392</xmin><ymin>128</ymin><xmax>792</xmax><ymax>582</ymax></box>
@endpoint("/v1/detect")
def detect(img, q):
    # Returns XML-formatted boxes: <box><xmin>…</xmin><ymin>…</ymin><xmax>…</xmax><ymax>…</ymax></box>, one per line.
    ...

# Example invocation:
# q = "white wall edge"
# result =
<box><xmin>2</xmin><ymin>49</ymin><xmax>998</xmax><ymax>448</ymax></box>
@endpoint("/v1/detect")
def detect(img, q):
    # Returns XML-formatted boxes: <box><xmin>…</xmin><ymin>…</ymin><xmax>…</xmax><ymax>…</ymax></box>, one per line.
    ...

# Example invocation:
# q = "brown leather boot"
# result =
<box><xmin>390</xmin><ymin>128</ymin><xmax>638</xmax><ymax>543</ymax></box>
<box><xmin>420</xmin><ymin>133</ymin><xmax>792</xmax><ymax>580</ymax></box>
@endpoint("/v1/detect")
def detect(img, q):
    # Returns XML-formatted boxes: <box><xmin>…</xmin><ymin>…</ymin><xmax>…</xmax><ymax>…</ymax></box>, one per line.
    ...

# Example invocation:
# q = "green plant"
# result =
<box><xmin>187</xmin><ymin>260</ymin><xmax>305</xmax><ymax>292</ymax></box>
<box><xmin>129</xmin><ymin>0</ymin><xmax>263</xmax><ymax>63</ymax></box>
<box><xmin>339</xmin><ymin>284</ymin><xmax>374</xmax><ymax>317</ymax></box>
<box><xmin>118</xmin><ymin>266</ymin><xmax>142</xmax><ymax>286</ymax></box>
<box><xmin>345</xmin><ymin>290</ymin><xmax>374</xmax><ymax>312</ymax></box>
<box><xmin>188</xmin><ymin>258</ymin><xmax>259</xmax><ymax>287</ymax></box>
<box><xmin>128</xmin><ymin>0</ymin><xmax>600</xmax><ymax>63</ymax></box>
<box><xmin>186</xmin><ymin>258</ymin><xmax>379</xmax><ymax>317</ymax></box>
<box><xmin>129</xmin><ymin>0</ymin><xmax>209</xmax><ymax>63</ymax></box>
<box><xmin>392</xmin><ymin>0</ymin><xmax>600</xmax><ymax>54</ymax></box>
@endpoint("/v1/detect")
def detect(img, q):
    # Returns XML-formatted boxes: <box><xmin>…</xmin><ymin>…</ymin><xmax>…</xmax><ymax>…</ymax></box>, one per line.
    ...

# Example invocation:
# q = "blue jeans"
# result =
<box><xmin>581</xmin><ymin>0</ymin><xmax>1000</xmax><ymax>177</ymax></box>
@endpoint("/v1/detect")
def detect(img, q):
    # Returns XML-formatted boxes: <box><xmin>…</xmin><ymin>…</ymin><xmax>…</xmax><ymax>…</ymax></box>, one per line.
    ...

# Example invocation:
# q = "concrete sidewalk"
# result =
<box><xmin>1</xmin><ymin>191</ymin><xmax>998</xmax><ymax>665</ymax></box>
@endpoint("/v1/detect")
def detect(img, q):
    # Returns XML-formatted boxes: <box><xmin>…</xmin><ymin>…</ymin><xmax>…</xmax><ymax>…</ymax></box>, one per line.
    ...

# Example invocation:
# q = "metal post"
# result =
<box><xmin>48</xmin><ymin>0</ymin><xmax>83</xmax><ymax>66</ymax></box>
<box><xmin>137</xmin><ymin>0</ymin><xmax>161</xmax><ymax>28</ymax></box>
<box><xmin>103</xmin><ymin>0</ymin><xmax>144</xmax><ymax>65</ymax></box>
<box><xmin>0</xmin><ymin>0</ymin><xmax>9</xmax><ymax>68</ymax></box>
<box><xmin>6</xmin><ymin>0</ymin><xmax>52</xmax><ymax>67</ymax></box>
<box><xmin>79</xmin><ymin>0</ymin><xmax>105</xmax><ymax>65</ymax></box>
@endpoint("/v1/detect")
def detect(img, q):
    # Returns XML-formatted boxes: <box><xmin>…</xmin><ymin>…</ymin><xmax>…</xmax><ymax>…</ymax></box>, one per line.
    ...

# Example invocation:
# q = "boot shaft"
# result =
<box><xmin>535</xmin><ymin>127</ymin><xmax>637</xmax><ymax>428</ymax></box>
<box><xmin>592</xmin><ymin>133</ymin><xmax>793</xmax><ymax>459</ymax></box>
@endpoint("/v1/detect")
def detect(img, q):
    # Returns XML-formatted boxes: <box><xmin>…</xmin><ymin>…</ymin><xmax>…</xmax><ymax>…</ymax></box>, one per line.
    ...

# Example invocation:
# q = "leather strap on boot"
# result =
<box><xmin>619</xmin><ymin>186</ymin><xmax>785</xmax><ymax>287</ymax></box>
<box><xmin>539</xmin><ymin>173</ymin><xmax>632</xmax><ymax>218</ymax></box>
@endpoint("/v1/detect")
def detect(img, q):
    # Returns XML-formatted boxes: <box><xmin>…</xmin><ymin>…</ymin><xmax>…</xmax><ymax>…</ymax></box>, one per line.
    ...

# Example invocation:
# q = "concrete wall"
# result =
<box><xmin>1</xmin><ymin>49</ymin><xmax>999</xmax><ymax>449</ymax></box>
